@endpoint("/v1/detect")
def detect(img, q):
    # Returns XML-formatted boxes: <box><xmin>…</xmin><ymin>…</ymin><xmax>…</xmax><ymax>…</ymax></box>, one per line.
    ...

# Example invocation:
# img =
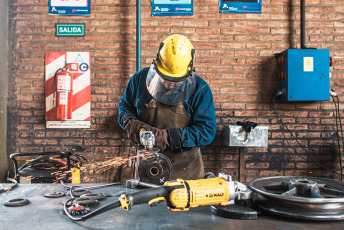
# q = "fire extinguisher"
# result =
<box><xmin>53</xmin><ymin>64</ymin><xmax>73</xmax><ymax>120</ymax></box>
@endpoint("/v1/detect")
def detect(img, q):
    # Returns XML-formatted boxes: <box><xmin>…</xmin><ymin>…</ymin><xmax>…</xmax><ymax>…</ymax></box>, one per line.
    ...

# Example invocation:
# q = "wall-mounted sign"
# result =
<box><xmin>152</xmin><ymin>0</ymin><xmax>193</xmax><ymax>16</ymax></box>
<box><xmin>45</xmin><ymin>51</ymin><xmax>91</xmax><ymax>129</ymax></box>
<box><xmin>219</xmin><ymin>0</ymin><xmax>262</xmax><ymax>14</ymax></box>
<box><xmin>49</xmin><ymin>0</ymin><xmax>91</xmax><ymax>16</ymax></box>
<box><xmin>55</xmin><ymin>23</ymin><xmax>85</xmax><ymax>37</ymax></box>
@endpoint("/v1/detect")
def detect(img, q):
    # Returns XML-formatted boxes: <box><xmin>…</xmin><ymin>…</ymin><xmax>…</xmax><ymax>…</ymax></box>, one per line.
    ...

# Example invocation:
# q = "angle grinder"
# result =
<box><xmin>135</xmin><ymin>129</ymin><xmax>172</xmax><ymax>185</ymax></box>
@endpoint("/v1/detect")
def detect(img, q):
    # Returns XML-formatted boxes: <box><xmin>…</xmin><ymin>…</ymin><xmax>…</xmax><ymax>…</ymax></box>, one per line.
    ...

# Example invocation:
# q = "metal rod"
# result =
<box><xmin>238</xmin><ymin>147</ymin><xmax>245</xmax><ymax>182</ymax></box>
<box><xmin>73</xmin><ymin>182</ymin><xmax>123</xmax><ymax>191</ymax></box>
<box><xmin>137</xmin><ymin>181</ymin><xmax>161</xmax><ymax>188</ymax></box>
<box><xmin>136</xmin><ymin>0</ymin><xmax>141</xmax><ymax>71</ymax></box>
<box><xmin>60</xmin><ymin>180</ymin><xmax>122</xmax><ymax>190</ymax></box>
<box><xmin>301</xmin><ymin>0</ymin><xmax>307</xmax><ymax>49</ymax></box>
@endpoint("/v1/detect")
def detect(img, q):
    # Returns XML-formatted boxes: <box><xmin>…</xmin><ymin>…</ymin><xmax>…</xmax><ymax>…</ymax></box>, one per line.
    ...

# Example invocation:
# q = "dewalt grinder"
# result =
<box><xmin>120</xmin><ymin>173</ymin><xmax>252</xmax><ymax>211</ymax></box>
<box><xmin>63</xmin><ymin>173</ymin><xmax>254</xmax><ymax>221</ymax></box>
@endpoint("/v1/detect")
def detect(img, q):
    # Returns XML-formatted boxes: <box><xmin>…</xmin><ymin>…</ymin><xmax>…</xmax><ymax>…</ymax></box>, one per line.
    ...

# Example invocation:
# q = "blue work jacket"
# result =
<box><xmin>118</xmin><ymin>67</ymin><xmax>216</xmax><ymax>152</ymax></box>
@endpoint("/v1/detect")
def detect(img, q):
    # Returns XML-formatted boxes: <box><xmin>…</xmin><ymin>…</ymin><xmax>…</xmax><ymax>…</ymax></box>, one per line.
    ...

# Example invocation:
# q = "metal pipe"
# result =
<box><xmin>301</xmin><ymin>0</ymin><xmax>307</xmax><ymax>49</ymax></box>
<box><xmin>136</xmin><ymin>0</ymin><xmax>141</xmax><ymax>71</ymax></box>
<box><xmin>61</xmin><ymin>180</ymin><xmax>122</xmax><ymax>190</ymax></box>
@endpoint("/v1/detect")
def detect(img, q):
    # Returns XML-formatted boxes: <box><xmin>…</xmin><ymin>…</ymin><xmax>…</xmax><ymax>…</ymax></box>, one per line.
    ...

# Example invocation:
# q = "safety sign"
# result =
<box><xmin>49</xmin><ymin>0</ymin><xmax>91</xmax><ymax>16</ymax></box>
<box><xmin>45</xmin><ymin>51</ymin><xmax>91</xmax><ymax>128</ymax></box>
<box><xmin>55</xmin><ymin>23</ymin><xmax>85</xmax><ymax>37</ymax></box>
<box><xmin>152</xmin><ymin>0</ymin><xmax>193</xmax><ymax>16</ymax></box>
<box><xmin>219</xmin><ymin>0</ymin><xmax>262</xmax><ymax>14</ymax></box>
<box><xmin>304</xmin><ymin>57</ymin><xmax>314</xmax><ymax>72</ymax></box>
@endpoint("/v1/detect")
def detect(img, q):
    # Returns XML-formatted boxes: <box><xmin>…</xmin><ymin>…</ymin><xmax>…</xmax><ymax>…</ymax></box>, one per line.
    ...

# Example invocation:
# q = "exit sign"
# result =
<box><xmin>55</xmin><ymin>23</ymin><xmax>85</xmax><ymax>37</ymax></box>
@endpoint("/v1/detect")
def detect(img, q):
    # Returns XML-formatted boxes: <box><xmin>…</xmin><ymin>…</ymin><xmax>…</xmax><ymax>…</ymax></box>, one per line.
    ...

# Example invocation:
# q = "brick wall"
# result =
<box><xmin>7</xmin><ymin>0</ymin><xmax>344</xmax><ymax>182</ymax></box>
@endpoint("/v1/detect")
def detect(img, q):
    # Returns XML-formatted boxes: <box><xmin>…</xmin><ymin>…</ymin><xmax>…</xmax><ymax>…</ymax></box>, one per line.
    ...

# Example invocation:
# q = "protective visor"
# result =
<box><xmin>146</xmin><ymin>62</ymin><xmax>196</xmax><ymax>105</ymax></box>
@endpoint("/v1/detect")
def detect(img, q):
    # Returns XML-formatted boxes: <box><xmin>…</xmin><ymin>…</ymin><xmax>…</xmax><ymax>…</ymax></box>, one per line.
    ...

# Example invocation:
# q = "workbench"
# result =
<box><xmin>1</xmin><ymin>183</ymin><xmax>344</xmax><ymax>230</ymax></box>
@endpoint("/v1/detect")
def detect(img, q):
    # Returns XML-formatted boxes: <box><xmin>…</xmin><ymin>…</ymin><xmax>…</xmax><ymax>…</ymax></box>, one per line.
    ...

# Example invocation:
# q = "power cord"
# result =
<box><xmin>0</xmin><ymin>178</ymin><xmax>18</xmax><ymax>194</ymax></box>
<box><xmin>272</xmin><ymin>92</ymin><xmax>344</xmax><ymax>179</ymax></box>
<box><xmin>331</xmin><ymin>94</ymin><xmax>343</xmax><ymax>181</ymax></box>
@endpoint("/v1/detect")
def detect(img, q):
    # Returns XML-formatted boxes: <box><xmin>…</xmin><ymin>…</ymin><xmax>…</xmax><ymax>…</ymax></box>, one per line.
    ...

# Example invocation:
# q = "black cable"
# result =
<box><xmin>333</xmin><ymin>96</ymin><xmax>343</xmax><ymax>181</ymax></box>
<box><xmin>272</xmin><ymin>94</ymin><xmax>344</xmax><ymax>177</ymax></box>
<box><xmin>336</xmin><ymin>96</ymin><xmax>344</xmax><ymax>181</ymax></box>
<box><xmin>63</xmin><ymin>198</ymin><xmax>121</xmax><ymax>221</ymax></box>
<box><xmin>332</xmin><ymin>95</ymin><xmax>341</xmax><ymax>180</ymax></box>
<box><xmin>17</xmin><ymin>155</ymin><xmax>50</xmax><ymax>172</ymax></box>
<box><xmin>0</xmin><ymin>178</ymin><xmax>18</xmax><ymax>194</ymax></box>
<box><xmin>272</xmin><ymin>96</ymin><xmax>316</xmax><ymax>164</ymax></box>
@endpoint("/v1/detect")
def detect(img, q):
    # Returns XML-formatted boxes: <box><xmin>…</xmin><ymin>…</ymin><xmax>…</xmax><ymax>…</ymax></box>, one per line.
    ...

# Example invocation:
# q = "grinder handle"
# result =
<box><xmin>119</xmin><ymin>186</ymin><xmax>170</xmax><ymax>211</ymax></box>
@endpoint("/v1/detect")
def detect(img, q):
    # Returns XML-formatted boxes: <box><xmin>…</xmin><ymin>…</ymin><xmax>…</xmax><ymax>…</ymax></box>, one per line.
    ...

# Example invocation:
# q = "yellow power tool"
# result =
<box><xmin>63</xmin><ymin>173</ymin><xmax>253</xmax><ymax>221</ymax></box>
<box><xmin>119</xmin><ymin>174</ymin><xmax>252</xmax><ymax>211</ymax></box>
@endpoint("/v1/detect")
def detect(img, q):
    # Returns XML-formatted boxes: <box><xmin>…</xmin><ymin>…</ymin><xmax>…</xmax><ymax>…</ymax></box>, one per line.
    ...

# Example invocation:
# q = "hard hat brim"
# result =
<box><xmin>155</xmin><ymin>60</ymin><xmax>193</xmax><ymax>82</ymax></box>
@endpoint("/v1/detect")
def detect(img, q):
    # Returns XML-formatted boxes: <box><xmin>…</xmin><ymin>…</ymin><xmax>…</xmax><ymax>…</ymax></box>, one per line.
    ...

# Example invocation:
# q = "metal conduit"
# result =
<box><xmin>136</xmin><ymin>0</ymin><xmax>141</xmax><ymax>71</ymax></box>
<box><xmin>300</xmin><ymin>0</ymin><xmax>307</xmax><ymax>49</ymax></box>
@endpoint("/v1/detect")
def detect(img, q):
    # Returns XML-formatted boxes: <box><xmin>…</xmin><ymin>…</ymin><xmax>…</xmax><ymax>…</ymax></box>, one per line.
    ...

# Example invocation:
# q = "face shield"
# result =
<box><xmin>146</xmin><ymin>62</ymin><xmax>196</xmax><ymax>105</ymax></box>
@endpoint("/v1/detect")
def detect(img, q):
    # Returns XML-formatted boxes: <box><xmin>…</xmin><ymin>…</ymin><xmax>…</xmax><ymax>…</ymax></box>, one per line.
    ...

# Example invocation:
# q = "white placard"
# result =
<box><xmin>304</xmin><ymin>57</ymin><xmax>314</xmax><ymax>72</ymax></box>
<box><xmin>51</xmin><ymin>0</ymin><xmax>88</xmax><ymax>7</ymax></box>
<box><xmin>46</xmin><ymin>120</ymin><xmax>91</xmax><ymax>129</ymax></box>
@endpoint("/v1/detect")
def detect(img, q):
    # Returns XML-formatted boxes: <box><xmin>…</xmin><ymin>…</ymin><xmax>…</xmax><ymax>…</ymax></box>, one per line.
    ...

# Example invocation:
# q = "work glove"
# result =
<box><xmin>124</xmin><ymin>119</ymin><xmax>170</xmax><ymax>152</ymax></box>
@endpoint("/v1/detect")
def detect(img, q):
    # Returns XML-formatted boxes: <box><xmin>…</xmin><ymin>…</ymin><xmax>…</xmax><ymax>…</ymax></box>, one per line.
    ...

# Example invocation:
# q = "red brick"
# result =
<box><xmin>59</xmin><ymin>139</ymin><xmax>82</xmax><ymax>146</ymax></box>
<box><xmin>246</xmin><ymin>163</ymin><xmax>270</xmax><ymax>169</ymax></box>
<box><xmin>8</xmin><ymin>0</ymin><xmax>343</xmax><ymax>183</ymax></box>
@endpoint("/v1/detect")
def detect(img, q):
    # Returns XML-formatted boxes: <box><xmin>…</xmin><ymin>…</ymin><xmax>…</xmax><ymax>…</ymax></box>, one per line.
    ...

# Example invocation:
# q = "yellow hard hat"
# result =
<box><xmin>155</xmin><ymin>34</ymin><xmax>195</xmax><ymax>82</ymax></box>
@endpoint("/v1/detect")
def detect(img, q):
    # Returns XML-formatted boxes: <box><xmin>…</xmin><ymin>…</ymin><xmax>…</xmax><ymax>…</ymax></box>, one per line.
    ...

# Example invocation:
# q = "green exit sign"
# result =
<box><xmin>55</xmin><ymin>23</ymin><xmax>85</xmax><ymax>37</ymax></box>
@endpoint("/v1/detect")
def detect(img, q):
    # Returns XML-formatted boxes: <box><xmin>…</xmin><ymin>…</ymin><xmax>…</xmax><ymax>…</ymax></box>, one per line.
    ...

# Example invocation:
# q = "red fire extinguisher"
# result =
<box><xmin>53</xmin><ymin>64</ymin><xmax>73</xmax><ymax>120</ymax></box>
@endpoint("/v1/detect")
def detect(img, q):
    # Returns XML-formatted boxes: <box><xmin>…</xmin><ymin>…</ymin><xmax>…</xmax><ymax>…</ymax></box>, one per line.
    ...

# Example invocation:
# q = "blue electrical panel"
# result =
<box><xmin>278</xmin><ymin>49</ymin><xmax>330</xmax><ymax>101</ymax></box>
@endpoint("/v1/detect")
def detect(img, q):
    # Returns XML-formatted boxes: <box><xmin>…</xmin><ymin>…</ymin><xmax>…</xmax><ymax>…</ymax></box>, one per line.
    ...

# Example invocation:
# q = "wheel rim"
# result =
<box><xmin>248</xmin><ymin>176</ymin><xmax>344</xmax><ymax>220</ymax></box>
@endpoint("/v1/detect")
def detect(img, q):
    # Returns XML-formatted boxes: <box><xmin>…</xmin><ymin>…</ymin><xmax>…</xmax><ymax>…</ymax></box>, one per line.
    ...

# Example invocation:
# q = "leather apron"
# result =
<box><xmin>140</xmin><ymin>98</ymin><xmax>204</xmax><ymax>180</ymax></box>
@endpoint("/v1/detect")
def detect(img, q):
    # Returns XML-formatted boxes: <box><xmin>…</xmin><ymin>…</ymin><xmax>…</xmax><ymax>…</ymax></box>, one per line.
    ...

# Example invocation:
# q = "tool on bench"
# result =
<box><xmin>119</xmin><ymin>173</ymin><xmax>253</xmax><ymax>211</ymax></box>
<box><xmin>63</xmin><ymin>173</ymin><xmax>254</xmax><ymax>221</ymax></box>
<box><xmin>128</xmin><ymin>129</ymin><xmax>172</xmax><ymax>185</ymax></box>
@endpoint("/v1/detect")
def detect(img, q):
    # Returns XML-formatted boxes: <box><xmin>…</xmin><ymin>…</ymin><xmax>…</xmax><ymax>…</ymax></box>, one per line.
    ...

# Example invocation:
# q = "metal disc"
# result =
<box><xmin>138</xmin><ymin>153</ymin><xmax>172</xmax><ymax>185</ymax></box>
<box><xmin>80</xmin><ymin>193</ymin><xmax>105</xmax><ymax>200</ymax></box>
<box><xmin>67</xmin><ymin>204</ymin><xmax>90</xmax><ymax>216</ymax></box>
<box><xmin>71</xmin><ymin>188</ymin><xmax>91</xmax><ymax>197</ymax></box>
<box><xmin>4</xmin><ymin>198</ymin><xmax>30</xmax><ymax>207</ymax></box>
<box><xmin>210</xmin><ymin>204</ymin><xmax>257</xmax><ymax>220</ymax></box>
<box><xmin>44</xmin><ymin>191</ymin><xmax>65</xmax><ymax>198</ymax></box>
<box><xmin>249</xmin><ymin>176</ymin><xmax>344</xmax><ymax>220</ymax></box>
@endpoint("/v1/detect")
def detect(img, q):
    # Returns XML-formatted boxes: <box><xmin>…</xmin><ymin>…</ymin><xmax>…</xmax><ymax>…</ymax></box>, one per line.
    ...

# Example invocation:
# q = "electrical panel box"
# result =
<box><xmin>278</xmin><ymin>49</ymin><xmax>330</xmax><ymax>101</ymax></box>
<box><xmin>224</xmin><ymin>125</ymin><xmax>268</xmax><ymax>147</ymax></box>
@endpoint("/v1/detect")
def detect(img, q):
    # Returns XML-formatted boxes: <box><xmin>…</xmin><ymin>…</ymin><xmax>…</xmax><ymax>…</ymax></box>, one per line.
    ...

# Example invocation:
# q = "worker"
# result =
<box><xmin>118</xmin><ymin>34</ymin><xmax>216</xmax><ymax>180</ymax></box>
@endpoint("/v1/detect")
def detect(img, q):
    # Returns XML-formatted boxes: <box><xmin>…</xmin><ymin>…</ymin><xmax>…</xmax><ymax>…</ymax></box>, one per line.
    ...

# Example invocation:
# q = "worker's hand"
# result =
<box><xmin>124</xmin><ymin>119</ymin><xmax>170</xmax><ymax>151</ymax></box>
<box><xmin>124</xmin><ymin>119</ymin><xmax>145</xmax><ymax>144</ymax></box>
<box><xmin>150</xmin><ymin>127</ymin><xmax>170</xmax><ymax>152</ymax></box>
